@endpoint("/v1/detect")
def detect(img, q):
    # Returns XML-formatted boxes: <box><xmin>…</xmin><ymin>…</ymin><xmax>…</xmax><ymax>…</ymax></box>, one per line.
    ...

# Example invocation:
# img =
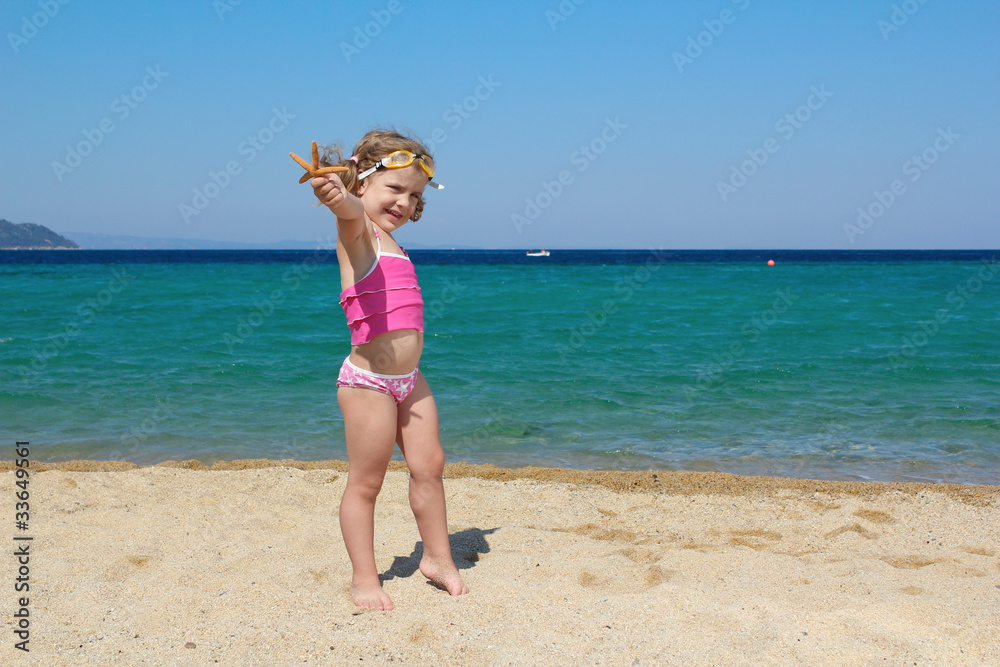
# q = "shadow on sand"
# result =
<box><xmin>381</xmin><ymin>526</ymin><xmax>498</xmax><ymax>583</ymax></box>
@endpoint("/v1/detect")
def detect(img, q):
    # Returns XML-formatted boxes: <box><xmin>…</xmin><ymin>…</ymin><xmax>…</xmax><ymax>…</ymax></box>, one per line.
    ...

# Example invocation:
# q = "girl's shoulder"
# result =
<box><xmin>378</xmin><ymin>230</ymin><xmax>407</xmax><ymax>256</ymax></box>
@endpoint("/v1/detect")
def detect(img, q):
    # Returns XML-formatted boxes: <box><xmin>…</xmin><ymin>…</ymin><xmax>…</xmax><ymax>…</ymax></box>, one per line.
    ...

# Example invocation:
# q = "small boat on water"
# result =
<box><xmin>526</xmin><ymin>249</ymin><xmax>550</xmax><ymax>257</ymax></box>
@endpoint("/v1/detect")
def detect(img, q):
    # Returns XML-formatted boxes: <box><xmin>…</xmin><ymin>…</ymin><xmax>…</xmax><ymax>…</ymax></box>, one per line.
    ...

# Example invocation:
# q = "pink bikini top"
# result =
<box><xmin>339</xmin><ymin>228</ymin><xmax>424</xmax><ymax>345</ymax></box>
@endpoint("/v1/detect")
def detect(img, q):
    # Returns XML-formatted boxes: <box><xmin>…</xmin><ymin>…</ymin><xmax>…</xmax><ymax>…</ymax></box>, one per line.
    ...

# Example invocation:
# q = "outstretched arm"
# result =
<box><xmin>312</xmin><ymin>174</ymin><xmax>366</xmax><ymax>242</ymax></box>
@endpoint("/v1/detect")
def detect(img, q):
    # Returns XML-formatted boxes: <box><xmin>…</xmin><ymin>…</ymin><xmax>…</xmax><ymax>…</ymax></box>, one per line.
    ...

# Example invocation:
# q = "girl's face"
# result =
<box><xmin>358</xmin><ymin>164</ymin><xmax>427</xmax><ymax>232</ymax></box>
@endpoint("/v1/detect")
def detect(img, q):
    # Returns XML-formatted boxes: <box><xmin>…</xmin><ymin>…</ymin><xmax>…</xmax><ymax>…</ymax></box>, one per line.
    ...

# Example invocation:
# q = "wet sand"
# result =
<box><xmin>2</xmin><ymin>459</ymin><xmax>998</xmax><ymax>665</ymax></box>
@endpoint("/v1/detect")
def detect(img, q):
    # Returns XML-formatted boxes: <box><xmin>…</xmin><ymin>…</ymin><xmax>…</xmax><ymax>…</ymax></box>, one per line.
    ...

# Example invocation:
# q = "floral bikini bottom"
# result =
<box><xmin>336</xmin><ymin>357</ymin><xmax>419</xmax><ymax>405</ymax></box>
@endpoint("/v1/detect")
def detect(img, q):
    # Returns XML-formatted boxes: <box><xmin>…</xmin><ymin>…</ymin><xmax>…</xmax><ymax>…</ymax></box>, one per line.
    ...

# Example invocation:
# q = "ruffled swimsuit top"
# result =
<box><xmin>339</xmin><ymin>228</ymin><xmax>424</xmax><ymax>345</ymax></box>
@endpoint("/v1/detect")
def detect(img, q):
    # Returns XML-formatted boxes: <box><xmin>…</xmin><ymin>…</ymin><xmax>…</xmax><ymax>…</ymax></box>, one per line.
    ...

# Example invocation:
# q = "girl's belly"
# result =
<box><xmin>349</xmin><ymin>329</ymin><xmax>423</xmax><ymax>375</ymax></box>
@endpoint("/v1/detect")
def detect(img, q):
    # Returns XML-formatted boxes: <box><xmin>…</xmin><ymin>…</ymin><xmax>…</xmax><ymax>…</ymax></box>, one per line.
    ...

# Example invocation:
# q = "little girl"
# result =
<box><xmin>309</xmin><ymin>129</ymin><xmax>468</xmax><ymax>611</ymax></box>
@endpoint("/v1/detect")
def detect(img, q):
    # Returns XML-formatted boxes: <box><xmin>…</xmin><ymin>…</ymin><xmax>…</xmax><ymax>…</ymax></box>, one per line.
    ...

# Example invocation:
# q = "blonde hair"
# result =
<box><xmin>319</xmin><ymin>128</ymin><xmax>434</xmax><ymax>222</ymax></box>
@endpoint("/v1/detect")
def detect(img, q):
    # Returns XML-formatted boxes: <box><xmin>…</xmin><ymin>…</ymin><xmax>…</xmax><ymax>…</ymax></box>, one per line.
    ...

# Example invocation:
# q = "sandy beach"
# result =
<box><xmin>2</xmin><ymin>459</ymin><xmax>998</xmax><ymax>665</ymax></box>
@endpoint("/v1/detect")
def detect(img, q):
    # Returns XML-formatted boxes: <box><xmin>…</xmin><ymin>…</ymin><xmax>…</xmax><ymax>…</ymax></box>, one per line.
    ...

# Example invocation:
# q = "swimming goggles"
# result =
<box><xmin>357</xmin><ymin>150</ymin><xmax>444</xmax><ymax>189</ymax></box>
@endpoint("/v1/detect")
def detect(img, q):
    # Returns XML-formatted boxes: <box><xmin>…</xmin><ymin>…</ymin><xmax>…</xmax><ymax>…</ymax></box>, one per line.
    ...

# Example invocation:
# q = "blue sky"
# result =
<box><xmin>2</xmin><ymin>0</ymin><xmax>997</xmax><ymax>249</ymax></box>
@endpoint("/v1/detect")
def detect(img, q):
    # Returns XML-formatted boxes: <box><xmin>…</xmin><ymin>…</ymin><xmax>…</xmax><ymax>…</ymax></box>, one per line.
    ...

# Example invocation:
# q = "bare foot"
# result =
<box><xmin>350</xmin><ymin>579</ymin><xmax>394</xmax><ymax>611</ymax></box>
<box><xmin>419</xmin><ymin>555</ymin><xmax>470</xmax><ymax>597</ymax></box>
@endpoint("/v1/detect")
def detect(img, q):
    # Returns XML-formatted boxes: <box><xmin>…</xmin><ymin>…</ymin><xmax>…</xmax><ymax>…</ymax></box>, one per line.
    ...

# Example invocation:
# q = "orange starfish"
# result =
<box><xmin>289</xmin><ymin>141</ymin><xmax>349</xmax><ymax>184</ymax></box>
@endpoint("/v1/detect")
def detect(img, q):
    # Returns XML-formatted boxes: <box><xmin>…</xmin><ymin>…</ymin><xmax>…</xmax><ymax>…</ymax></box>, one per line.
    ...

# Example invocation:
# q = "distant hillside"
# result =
<box><xmin>0</xmin><ymin>219</ymin><xmax>79</xmax><ymax>249</ymax></box>
<box><xmin>62</xmin><ymin>232</ymin><xmax>319</xmax><ymax>250</ymax></box>
<box><xmin>61</xmin><ymin>231</ymin><xmax>482</xmax><ymax>250</ymax></box>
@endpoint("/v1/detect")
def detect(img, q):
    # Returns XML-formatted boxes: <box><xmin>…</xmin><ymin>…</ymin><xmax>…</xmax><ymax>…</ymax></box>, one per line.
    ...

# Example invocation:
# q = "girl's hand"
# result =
<box><xmin>312</xmin><ymin>173</ymin><xmax>350</xmax><ymax>212</ymax></box>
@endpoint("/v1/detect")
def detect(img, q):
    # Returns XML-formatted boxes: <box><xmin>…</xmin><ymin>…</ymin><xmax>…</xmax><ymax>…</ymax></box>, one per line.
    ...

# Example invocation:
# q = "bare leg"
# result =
<box><xmin>396</xmin><ymin>372</ymin><xmax>469</xmax><ymax>597</ymax></box>
<box><xmin>338</xmin><ymin>386</ymin><xmax>399</xmax><ymax>611</ymax></box>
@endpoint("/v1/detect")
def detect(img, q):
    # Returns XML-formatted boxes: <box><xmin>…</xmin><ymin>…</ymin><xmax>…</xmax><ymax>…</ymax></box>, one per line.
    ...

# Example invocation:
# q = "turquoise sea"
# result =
<box><xmin>2</xmin><ymin>249</ymin><xmax>998</xmax><ymax>485</ymax></box>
